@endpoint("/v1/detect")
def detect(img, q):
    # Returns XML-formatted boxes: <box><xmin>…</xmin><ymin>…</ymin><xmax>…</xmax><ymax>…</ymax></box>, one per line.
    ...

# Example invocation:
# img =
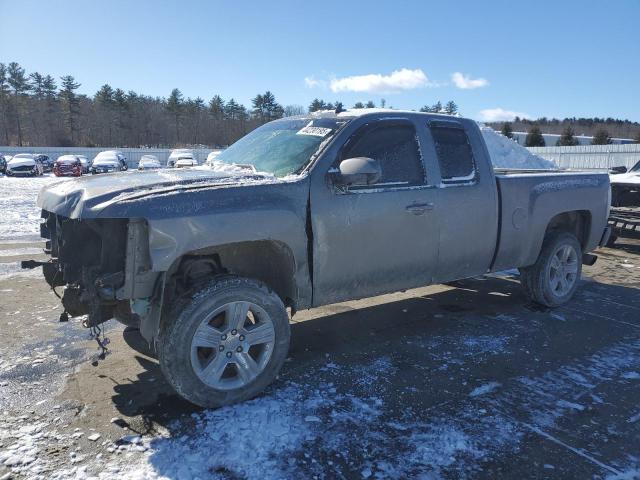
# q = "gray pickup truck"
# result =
<box><xmin>28</xmin><ymin>110</ymin><xmax>611</xmax><ymax>407</ymax></box>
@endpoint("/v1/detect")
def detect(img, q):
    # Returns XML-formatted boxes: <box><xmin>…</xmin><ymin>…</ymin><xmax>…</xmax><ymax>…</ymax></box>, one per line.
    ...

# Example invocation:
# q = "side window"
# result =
<box><xmin>340</xmin><ymin>123</ymin><xmax>425</xmax><ymax>186</ymax></box>
<box><xmin>430</xmin><ymin>125</ymin><xmax>477</xmax><ymax>183</ymax></box>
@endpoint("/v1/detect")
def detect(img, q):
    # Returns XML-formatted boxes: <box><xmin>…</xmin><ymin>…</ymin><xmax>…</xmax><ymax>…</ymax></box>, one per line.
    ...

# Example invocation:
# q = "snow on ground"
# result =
<box><xmin>0</xmin><ymin>174</ymin><xmax>66</xmax><ymax>242</ymax></box>
<box><xmin>480</xmin><ymin>126</ymin><xmax>557</xmax><ymax>170</ymax></box>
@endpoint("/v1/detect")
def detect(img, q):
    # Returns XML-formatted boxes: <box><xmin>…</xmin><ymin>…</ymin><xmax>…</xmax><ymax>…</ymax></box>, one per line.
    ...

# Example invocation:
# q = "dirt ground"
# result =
<box><xmin>1</xmin><ymin>238</ymin><xmax>639</xmax><ymax>479</ymax></box>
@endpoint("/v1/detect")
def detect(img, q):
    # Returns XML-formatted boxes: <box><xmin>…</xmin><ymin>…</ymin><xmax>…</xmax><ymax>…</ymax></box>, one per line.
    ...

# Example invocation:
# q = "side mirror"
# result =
<box><xmin>609</xmin><ymin>166</ymin><xmax>627</xmax><ymax>174</ymax></box>
<box><xmin>332</xmin><ymin>157</ymin><xmax>382</xmax><ymax>187</ymax></box>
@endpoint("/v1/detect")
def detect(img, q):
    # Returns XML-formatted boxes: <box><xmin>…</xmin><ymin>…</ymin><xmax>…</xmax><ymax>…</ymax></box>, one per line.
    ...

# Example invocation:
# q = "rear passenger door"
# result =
<box><xmin>310</xmin><ymin>119</ymin><xmax>440</xmax><ymax>305</ymax></box>
<box><xmin>424</xmin><ymin>120</ymin><xmax>499</xmax><ymax>282</ymax></box>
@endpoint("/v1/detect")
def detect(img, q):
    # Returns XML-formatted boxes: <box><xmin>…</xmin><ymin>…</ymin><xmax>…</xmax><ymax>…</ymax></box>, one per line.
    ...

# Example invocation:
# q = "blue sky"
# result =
<box><xmin>1</xmin><ymin>0</ymin><xmax>639</xmax><ymax>122</ymax></box>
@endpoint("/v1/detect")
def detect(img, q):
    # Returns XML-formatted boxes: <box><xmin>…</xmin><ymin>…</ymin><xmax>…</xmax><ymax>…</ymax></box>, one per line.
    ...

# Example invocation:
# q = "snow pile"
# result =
<box><xmin>480</xmin><ymin>125</ymin><xmax>557</xmax><ymax>170</ymax></box>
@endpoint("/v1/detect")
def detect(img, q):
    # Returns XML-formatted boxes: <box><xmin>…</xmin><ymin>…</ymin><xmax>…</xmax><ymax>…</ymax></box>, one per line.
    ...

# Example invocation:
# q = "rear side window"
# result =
<box><xmin>340</xmin><ymin>123</ymin><xmax>425</xmax><ymax>186</ymax></box>
<box><xmin>430</xmin><ymin>126</ymin><xmax>476</xmax><ymax>183</ymax></box>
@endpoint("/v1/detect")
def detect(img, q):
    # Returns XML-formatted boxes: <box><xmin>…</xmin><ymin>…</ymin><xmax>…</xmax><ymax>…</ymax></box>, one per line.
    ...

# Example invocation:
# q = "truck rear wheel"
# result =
<box><xmin>519</xmin><ymin>232</ymin><xmax>582</xmax><ymax>308</ymax></box>
<box><xmin>158</xmin><ymin>276</ymin><xmax>290</xmax><ymax>408</ymax></box>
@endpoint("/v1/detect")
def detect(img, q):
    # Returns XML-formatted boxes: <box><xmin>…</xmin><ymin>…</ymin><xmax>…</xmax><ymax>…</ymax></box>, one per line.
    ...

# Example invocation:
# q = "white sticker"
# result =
<box><xmin>296</xmin><ymin>121</ymin><xmax>332</xmax><ymax>137</ymax></box>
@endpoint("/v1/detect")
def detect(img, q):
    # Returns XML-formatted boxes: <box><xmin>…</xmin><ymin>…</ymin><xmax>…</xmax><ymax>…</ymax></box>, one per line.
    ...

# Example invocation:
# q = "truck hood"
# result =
<box><xmin>37</xmin><ymin>167</ymin><xmax>278</xmax><ymax>218</ymax></box>
<box><xmin>610</xmin><ymin>171</ymin><xmax>640</xmax><ymax>185</ymax></box>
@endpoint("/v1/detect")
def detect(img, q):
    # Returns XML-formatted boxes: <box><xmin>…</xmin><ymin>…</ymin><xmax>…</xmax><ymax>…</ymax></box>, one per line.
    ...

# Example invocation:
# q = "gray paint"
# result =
<box><xmin>35</xmin><ymin>111</ymin><xmax>610</xmax><ymax>334</ymax></box>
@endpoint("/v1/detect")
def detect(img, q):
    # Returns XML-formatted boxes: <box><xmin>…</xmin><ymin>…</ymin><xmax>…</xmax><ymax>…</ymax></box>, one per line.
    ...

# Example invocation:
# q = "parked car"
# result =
<box><xmin>0</xmin><ymin>155</ymin><xmax>6</xmax><ymax>174</ymax></box>
<box><xmin>35</xmin><ymin>154</ymin><xmax>54</xmax><ymax>173</ymax></box>
<box><xmin>6</xmin><ymin>153</ymin><xmax>44</xmax><ymax>176</ymax></box>
<box><xmin>77</xmin><ymin>155</ymin><xmax>91</xmax><ymax>174</ymax></box>
<box><xmin>138</xmin><ymin>155</ymin><xmax>161</xmax><ymax>170</ymax></box>
<box><xmin>610</xmin><ymin>160</ymin><xmax>640</xmax><ymax>207</ymax></box>
<box><xmin>91</xmin><ymin>152</ymin><xmax>123</xmax><ymax>174</ymax></box>
<box><xmin>27</xmin><ymin>111</ymin><xmax>611</xmax><ymax>408</ymax></box>
<box><xmin>174</xmin><ymin>155</ymin><xmax>197</xmax><ymax>168</ymax></box>
<box><xmin>92</xmin><ymin>150</ymin><xmax>128</xmax><ymax>173</ymax></box>
<box><xmin>53</xmin><ymin>155</ymin><xmax>82</xmax><ymax>177</ymax></box>
<box><xmin>167</xmin><ymin>149</ymin><xmax>194</xmax><ymax>167</ymax></box>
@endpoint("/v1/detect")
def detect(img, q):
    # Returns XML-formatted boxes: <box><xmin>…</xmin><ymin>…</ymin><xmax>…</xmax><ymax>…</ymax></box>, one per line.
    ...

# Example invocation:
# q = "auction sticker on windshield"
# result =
<box><xmin>296</xmin><ymin>121</ymin><xmax>333</xmax><ymax>137</ymax></box>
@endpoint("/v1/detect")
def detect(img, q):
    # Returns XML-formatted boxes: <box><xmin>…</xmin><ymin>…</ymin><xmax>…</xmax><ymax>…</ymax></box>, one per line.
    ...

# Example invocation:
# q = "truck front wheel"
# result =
<box><xmin>519</xmin><ymin>232</ymin><xmax>582</xmax><ymax>307</ymax></box>
<box><xmin>158</xmin><ymin>276</ymin><xmax>290</xmax><ymax>408</ymax></box>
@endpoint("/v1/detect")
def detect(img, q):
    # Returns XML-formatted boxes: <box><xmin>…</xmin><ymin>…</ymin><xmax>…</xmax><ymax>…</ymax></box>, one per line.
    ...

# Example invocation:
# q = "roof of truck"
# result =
<box><xmin>304</xmin><ymin>108</ymin><xmax>461</xmax><ymax>121</ymax></box>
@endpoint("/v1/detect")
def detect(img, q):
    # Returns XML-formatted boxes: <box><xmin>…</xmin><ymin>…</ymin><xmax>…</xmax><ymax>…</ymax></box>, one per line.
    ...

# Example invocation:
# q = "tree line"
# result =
<box><xmin>499</xmin><ymin>120</ymin><xmax>640</xmax><ymax>147</ymax></box>
<box><xmin>492</xmin><ymin>116</ymin><xmax>640</xmax><ymax>146</ymax></box>
<box><xmin>2</xmin><ymin>61</ymin><xmax>638</xmax><ymax>148</ymax></box>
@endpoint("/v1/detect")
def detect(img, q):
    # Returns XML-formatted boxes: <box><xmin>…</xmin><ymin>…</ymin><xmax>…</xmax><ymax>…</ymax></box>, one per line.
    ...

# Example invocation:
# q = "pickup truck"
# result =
<box><xmin>27</xmin><ymin>110</ymin><xmax>611</xmax><ymax>408</ymax></box>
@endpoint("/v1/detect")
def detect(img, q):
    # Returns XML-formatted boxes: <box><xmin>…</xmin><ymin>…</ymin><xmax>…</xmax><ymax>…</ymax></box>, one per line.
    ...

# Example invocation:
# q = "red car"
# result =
<box><xmin>53</xmin><ymin>155</ymin><xmax>82</xmax><ymax>177</ymax></box>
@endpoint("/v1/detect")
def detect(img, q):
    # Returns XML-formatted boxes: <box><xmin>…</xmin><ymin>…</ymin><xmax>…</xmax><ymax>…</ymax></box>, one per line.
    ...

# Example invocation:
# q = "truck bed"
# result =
<box><xmin>491</xmin><ymin>170</ymin><xmax>610</xmax><ymax>271</ymax></box>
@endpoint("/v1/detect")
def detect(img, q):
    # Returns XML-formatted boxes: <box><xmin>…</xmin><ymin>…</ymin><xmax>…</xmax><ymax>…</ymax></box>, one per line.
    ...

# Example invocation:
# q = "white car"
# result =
<box><xmin>6</xmin><ymin>153</ymin><xmax>44</xmax><ymax>177</ymax></box>
<box><xmin>138</xmin><ymin>155</ymin><xmax>162</xmax><ymax>170</ymax></box>
<box><xmin>174</xmin><ymin>155</ymin><xmax>197</xmax><ymax>168</ymax></box>
<box><xmin>610</xmin><ymin>160</ymin><xmax>640</xmax><ymax>206</ymax></box>
<box><xmin>91</xmin><ymin>153</ymin><xmax>123</xmax><ymax>174</ymax></box>
<box><xmin>168</xmin><ymin>149</ymin><xmax>194</xmax><ymax>168</ymax></box>
<box><xmin>93</xmin><ymin>150</ymin><xmax>128</xmax><ymax>172</ymax></box>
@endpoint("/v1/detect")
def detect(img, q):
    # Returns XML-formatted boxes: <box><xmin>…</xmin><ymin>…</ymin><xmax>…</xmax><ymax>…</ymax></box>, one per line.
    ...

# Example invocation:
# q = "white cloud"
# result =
<box><xmin>304</xmin><ymin>76</ymin><xmax>324</xmax><ymax>88</ymax></box>
<box><xmin>329</xmin><ymin>68</ymin><xmax>433</xmax><ymax>94</ymax></box>
<box><xmin>478</xmin><ymin>108</ymin><xmax>529</xmax><ymax>122</ymax></box>
<box><xmin>451</xmin><ymin>72</ymin><xmax>489</xmax><ymax>89</ymax></box>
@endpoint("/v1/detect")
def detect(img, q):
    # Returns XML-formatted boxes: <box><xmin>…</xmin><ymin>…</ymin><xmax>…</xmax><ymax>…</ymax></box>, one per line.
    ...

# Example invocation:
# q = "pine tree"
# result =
<box><xmin>334</xmin><ymin>101</ymin><xmax>344</xmax><ymax>113</ymax></box>
<box><xmin>557</xmin><ymin>126</ymin><xmax>579</xmax><ymax>146</ymax></box>
<box><xmin>0</xmin><ymin>63</ymin><xmax>9</xmax><ymax>144</ymax></box>
<box><xmin>309</xmin><ymin>98</ymin><xmax>330</xmax><ymax>112</ymax></box>
<box><xmin>591</xmin><ymin>129</ymin><xmax>611</xmax><ymax>145</ymax></box>
<box><xmin>252</xmin><ymin>91</ymin><xmax>283</xmax><ymax>122</ymax></box>
<box><xmin>166</xmin><ymin>88</ymin><xmax>183</xmax><ymax>143</ymax></box>
<box><xmin>444</xmin><ymin>100</ymin><xmax>458</xmax><ymax>115</ymax></box>
<box><xmin>59</xmin><ymin>75</ymin><xmax>81</xmax><ymax>144</ymax></box>
<box><xmin>209</xmin><ymin>95</ymin><xmax>225</xmax><ymax>121</ymax></box>
<box><xmin>525</xmin><ymin>126</ymin><xmax>545</xmax><ymax>147</ymax></box>
<box><xmin>8</xmin><ymin>62</ymin><xmax>31</xmax><ymax>146</ymax></box>
<box><xmin>501</xmin><ymin>122</ymin><xmax>513</xmax><ymax>139</ymax></box>
<box><xmin>353</xmin><ymin>102</ymin><xmax>365</xmax><ymax>109</ymax></box>
<box><xmin>365</xmin><ymin>100</ymin><xmax>375</xmax><ymax>108</ymax></box>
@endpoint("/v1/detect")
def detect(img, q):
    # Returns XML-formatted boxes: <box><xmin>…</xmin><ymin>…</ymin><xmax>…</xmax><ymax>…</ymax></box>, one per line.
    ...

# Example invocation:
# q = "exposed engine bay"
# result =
<box><xmin>27</xmin><ymin>211</ymin><xmax>136</xmax><ymax>327</ymax></box>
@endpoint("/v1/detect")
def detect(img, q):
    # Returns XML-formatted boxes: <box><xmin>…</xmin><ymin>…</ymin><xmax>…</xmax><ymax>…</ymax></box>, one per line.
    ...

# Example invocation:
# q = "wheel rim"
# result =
<box><xmin>190</xmin><ymin>301</ymin><xmax>275</xmax><ymax>390</ymax></box>
<box><xmin>548</xmin><ymin>244</ymin><xmax>579</xmax><ymax>296</ymax></box>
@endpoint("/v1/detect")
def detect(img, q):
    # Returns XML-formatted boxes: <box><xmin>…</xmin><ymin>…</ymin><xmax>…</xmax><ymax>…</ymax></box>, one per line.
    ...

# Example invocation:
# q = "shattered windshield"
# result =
<box><xmin>215</xmin><ymin>117</ymin><xmax>344</xmax><ymax>177</ymax></box>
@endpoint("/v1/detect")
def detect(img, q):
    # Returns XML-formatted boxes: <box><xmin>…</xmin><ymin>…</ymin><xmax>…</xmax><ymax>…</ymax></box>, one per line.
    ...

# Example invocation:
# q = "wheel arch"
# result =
<box><xmin>166</xmin><ymin>239</ymin><xmax>299</xmax><ymax>311</ymax></box>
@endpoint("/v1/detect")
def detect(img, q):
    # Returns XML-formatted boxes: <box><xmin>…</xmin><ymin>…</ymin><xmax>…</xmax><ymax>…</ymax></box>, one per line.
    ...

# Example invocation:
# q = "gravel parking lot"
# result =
<box><xmin>0</xmin><ymin>175</ymin><xmax>639</xmax><ymax>479</ymax></box>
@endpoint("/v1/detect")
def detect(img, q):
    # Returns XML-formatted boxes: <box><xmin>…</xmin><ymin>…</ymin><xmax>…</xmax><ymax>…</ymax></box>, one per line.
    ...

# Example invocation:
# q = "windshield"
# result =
<box><xmin>14</xmin><ymin>154</ymin><xmax>35</xmax><ymax>159</ymax></box>
<box><xmin>215</xmin><ymin>117</ymin><xmax>343</xmax><ymax>177</ymax></box>
<box><xmin>630</xmin><ymin>160</ymin><xmax>640</xmax><ymax>173</ymax></box>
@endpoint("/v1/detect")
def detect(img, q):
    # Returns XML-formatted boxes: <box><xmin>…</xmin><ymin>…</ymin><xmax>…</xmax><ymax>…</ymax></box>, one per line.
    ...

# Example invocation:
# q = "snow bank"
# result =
<box><xmin>480</xmin><ymin>125</ymin><xmax>557</xmax><ymax>170</ymax></box>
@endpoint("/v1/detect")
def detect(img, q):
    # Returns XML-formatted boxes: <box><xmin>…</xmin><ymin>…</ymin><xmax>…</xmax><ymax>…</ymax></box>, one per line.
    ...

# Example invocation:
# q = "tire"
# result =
<box><xmin>158</xmin><ymin>275</ymin><xmax>290</xmax><ymax>408</ymax></box>
<box><xmin>519</xmin><ymin>232</ymin><xmax>582</xmax><ymax>307</ymax></box>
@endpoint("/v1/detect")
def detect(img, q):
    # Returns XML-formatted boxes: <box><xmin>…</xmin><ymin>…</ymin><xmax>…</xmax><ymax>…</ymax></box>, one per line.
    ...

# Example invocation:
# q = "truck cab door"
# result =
<box><xmin>423</xmin><ymin>120</ymin><xmax>499</xmax><ymax>282</ymax></box>
<box><xmin>309</xmin><ymin>119</ymin><xmax>440</xmax><ymax>306</ymax></box>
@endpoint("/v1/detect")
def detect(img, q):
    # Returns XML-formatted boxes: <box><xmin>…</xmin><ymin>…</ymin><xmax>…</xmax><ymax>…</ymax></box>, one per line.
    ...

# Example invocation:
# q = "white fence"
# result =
<box><xmin>0</xmin><ymin>146</ymin><xmax>222</xmax><ymax>169</ymax></box>
<box><xmin>528</xmin><ymin>144</ymin><xmax>640</xmax><ymax>170</ymax></box>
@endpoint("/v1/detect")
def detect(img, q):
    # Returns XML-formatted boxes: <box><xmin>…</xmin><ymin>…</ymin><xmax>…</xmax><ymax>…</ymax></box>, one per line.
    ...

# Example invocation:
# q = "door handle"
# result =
<box><xmin>405</xmin><ymin>202</ymin><xmax>434</xmax><ymax>215</ymax></box>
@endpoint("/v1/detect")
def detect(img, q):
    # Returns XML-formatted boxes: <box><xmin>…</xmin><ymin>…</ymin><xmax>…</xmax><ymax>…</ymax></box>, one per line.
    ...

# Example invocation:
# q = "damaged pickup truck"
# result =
<box><xmin>27</xmin><ymin>110</ymin><xmax>611</xmax><ymax>407</ymax></box>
